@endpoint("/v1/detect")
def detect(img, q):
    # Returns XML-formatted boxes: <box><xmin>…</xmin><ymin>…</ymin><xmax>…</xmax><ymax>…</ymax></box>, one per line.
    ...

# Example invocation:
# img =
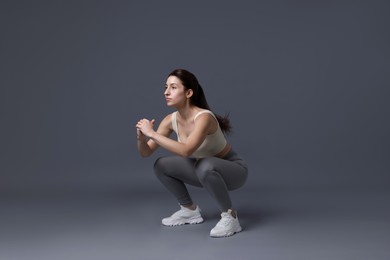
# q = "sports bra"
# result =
<box><xmin>171</xmin><ymin>110</ymin><xmax>227</xmax><ymax>158</ymax></box>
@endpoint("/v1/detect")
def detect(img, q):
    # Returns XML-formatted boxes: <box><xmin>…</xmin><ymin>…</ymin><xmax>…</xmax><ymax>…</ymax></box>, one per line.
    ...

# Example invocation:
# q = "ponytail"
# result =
<box><xmin>215</xmin><ymin>113</ymin><xmax>232</xmax><ymax>134</ymax></box>
<box><xmin>197</xmin><ymin>84</ymin><xmax>232</xmax><ymax>134</ymax></box>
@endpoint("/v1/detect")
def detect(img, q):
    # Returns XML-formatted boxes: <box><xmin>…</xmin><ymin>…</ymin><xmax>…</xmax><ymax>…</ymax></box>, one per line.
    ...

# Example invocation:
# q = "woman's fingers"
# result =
<box><xmin>135</xmin><ymin>118</ymin><xmax>154</xmax><ymax>137</ymax></box>
<box><xmin>136</xmin><ymin>119</ymin><xmax>146</xmax><ymax>126</ymax></box>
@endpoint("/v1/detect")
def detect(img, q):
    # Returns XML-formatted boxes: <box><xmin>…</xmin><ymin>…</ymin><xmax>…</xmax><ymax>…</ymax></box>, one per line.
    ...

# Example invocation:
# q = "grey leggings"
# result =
<box><xmin>153</xmin><ymin>149</ymin><xmax>248</xmax><ymax>212</ymax></box>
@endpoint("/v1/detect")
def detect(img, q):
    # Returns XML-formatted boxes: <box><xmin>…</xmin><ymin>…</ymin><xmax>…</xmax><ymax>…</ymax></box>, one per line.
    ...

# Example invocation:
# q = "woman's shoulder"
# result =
<box><xmin>194</xmin><ymin>109</ymin><xmax>215</xmax><ymax>120</ymax></box>
<box><xmin>159</xmin><ymin>113</ymin><xmax>175</xmax><ymax>130</ymax></box>
<box><xmin>162</xmin><ymin>112</ymin><xmax>176</xmax><ymax>120</ymax></box>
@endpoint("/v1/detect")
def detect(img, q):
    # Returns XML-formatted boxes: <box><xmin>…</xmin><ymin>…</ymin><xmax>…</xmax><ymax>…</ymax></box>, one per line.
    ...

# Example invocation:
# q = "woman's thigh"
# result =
<box><xmin>195</xmin><ymin>157</ymin><xmax>248</xmax><ymax>190</ymax></box>
<box><xmin>154</xmin><ymin>156</ymin><xmax>202</xmax><ymax>187</ymax></box>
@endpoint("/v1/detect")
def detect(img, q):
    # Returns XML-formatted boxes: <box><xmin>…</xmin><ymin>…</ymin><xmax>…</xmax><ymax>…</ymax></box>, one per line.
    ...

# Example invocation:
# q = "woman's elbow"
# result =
<box><xmin>181</xmin><ymin>153</ymin><xmax>191</xmax><ymax>158</ymax></box>
<box><xmin>180</xmin><ymin>148</ymin><xmax>195</xmax><ymax>158</ymax></box>
<box><xmin>139</xmin><ymin>150</ymin><xmax>152</xmax><ymax>158</ymax></box>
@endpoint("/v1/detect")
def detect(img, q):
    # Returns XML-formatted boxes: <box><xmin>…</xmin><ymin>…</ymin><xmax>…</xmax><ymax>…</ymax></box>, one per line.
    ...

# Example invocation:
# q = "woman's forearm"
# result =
<box><xmin>137</xmin><ymin>138</ymin><xmax>153</xmax><ymax>157</ymax></box>
<box><xmin>149</xmin><ymin>131</ymin><xmax>192</xmax><ymax>157</ymax></box>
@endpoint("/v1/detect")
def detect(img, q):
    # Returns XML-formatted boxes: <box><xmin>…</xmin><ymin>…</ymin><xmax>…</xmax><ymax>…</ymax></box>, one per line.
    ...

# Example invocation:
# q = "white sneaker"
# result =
<box><xmin>210</xmin><ymin>209</ymin><xmax>242</xmax><ymax>237</ymax></box>
<box><xmin>162</xmin><ymin>205</ymin><xmax>204</xmax><ymax>226</ymax></box>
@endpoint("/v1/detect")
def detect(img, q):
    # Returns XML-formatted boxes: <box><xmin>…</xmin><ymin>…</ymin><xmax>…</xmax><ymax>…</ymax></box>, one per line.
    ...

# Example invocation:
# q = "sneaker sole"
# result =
<box><xmin>162</xmin><ymin>216</ymin><xmax>204</xmax><ymax>226</ymax></box>
<box><xmin>210</xmin><ymin>226</ymin><xmax>242</xmax><ymax>238</ymax></box>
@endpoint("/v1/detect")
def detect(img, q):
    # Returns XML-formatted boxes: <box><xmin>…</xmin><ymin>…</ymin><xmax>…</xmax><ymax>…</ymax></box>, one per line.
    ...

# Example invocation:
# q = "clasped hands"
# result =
<box><xmin>136</xmin><ymin>118</ymin><xmax>155</xmax><ymax>139</ymax></box>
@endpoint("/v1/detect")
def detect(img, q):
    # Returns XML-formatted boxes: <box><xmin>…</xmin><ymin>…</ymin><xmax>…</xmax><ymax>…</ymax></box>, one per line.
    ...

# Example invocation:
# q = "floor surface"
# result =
<box><xmin>1</xmin><ymin>186</ymin><xmax>389</xmax><ymax>260</ymax></box>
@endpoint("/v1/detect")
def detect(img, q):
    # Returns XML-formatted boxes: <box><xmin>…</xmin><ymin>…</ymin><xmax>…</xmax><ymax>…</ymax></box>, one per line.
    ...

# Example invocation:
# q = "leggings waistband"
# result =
<box><xmin>223</xmin><ymin>148</ymin><xmax>247</xmax><ymax>163</ymax></box>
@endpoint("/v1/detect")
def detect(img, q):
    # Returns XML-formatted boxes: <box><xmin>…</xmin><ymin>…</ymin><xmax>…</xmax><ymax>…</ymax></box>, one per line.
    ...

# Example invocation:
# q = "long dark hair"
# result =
<box><xmin>168</xmin><ymin>69</ymin><xmax>232</xmax><ymax>134</ymax></box>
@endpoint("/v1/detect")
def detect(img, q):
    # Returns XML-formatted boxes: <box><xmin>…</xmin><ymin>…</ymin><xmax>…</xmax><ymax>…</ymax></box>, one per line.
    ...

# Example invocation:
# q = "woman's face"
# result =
<box><xmin>164</xmin><ymin>76</ymin><xmax>190</xmax><ymax>107</ymax></box>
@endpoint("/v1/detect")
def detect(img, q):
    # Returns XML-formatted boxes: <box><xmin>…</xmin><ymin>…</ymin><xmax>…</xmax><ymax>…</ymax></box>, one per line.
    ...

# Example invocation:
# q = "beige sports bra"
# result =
<box><xmin>171</xmin><ymin>110</ymin><xmax>227</xmax><ymax>158</ymax></box>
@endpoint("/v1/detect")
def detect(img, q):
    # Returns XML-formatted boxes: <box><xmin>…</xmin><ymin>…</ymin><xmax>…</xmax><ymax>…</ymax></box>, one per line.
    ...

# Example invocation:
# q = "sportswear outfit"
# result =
<box><xmin>154</xmin><ymin>110</ymin><xmax>248</xmax><ymax>237</ymax></box>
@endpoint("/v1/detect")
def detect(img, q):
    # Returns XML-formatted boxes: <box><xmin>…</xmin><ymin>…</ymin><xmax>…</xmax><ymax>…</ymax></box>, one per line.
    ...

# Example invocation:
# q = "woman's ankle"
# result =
<box><xmin>226</xmin><ymin>209</ymin><xmax>237</xmax><ymax>218</ymax></box>
<box><xmin>183</xmin><ymin>204</ymin><xmax>197</xmax><ymax>210</ymax></box>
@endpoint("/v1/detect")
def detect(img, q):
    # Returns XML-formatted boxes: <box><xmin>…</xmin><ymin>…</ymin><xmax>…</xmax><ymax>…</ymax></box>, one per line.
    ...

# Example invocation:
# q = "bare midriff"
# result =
<box><xmin>215</xmin><ymin>143</ymin><xmax>232</xmax><ymax>159</ymax></box>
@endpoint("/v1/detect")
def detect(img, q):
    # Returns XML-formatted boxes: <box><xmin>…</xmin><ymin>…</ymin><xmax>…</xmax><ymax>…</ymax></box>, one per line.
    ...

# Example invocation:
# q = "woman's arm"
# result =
<box><xmin>137</xmin><ymin>129</ymin><xmax>153</xmax><ymax>157</ymax></box>
<box><xmin>136</xmin><ymin>115</ymin><xmax>172</xmax><ymax>157</ymax></box>
<box><xmin>137</xmin><ymin>114</ymin><xmax>211</xmax><ymax>158</ymax></box>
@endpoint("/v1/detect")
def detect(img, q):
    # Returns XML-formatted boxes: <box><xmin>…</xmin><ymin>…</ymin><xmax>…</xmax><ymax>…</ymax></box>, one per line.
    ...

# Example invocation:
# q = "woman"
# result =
<box><xmin>136</xmin><ymin>69</ymin><xmax>248</xmax><ymax>238</ymax></box>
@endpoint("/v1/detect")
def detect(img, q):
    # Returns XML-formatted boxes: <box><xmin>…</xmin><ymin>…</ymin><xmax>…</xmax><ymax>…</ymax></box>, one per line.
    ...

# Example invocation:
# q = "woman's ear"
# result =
<box><xmin>186</xmin><ymin>89</ymin><xmax>193</xmax><ymax>98</ymax></box>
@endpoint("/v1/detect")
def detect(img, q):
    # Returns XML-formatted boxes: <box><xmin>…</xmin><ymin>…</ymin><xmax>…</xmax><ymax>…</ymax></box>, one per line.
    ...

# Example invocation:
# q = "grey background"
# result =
<box><xmin>0</xmin><ymin>1</ymin><xmax>389</xmax><ymax>260</ymax></box>
<box><xmin>1</xmin><ymin>0</ymin><xmax>389</xmax><ymax>193</ymax></box>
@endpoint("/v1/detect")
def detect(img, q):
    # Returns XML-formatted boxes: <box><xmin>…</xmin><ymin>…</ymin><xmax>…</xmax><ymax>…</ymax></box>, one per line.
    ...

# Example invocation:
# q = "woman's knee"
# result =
<box><xmin>154</xmin><ymin>156</ymin><xmax>188</xmax><ymax>176</ymax></box>
<box><xmin>153</xmin><ymin>156</ymin><xmax>169</xmax><ymax>175</ymax></box>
